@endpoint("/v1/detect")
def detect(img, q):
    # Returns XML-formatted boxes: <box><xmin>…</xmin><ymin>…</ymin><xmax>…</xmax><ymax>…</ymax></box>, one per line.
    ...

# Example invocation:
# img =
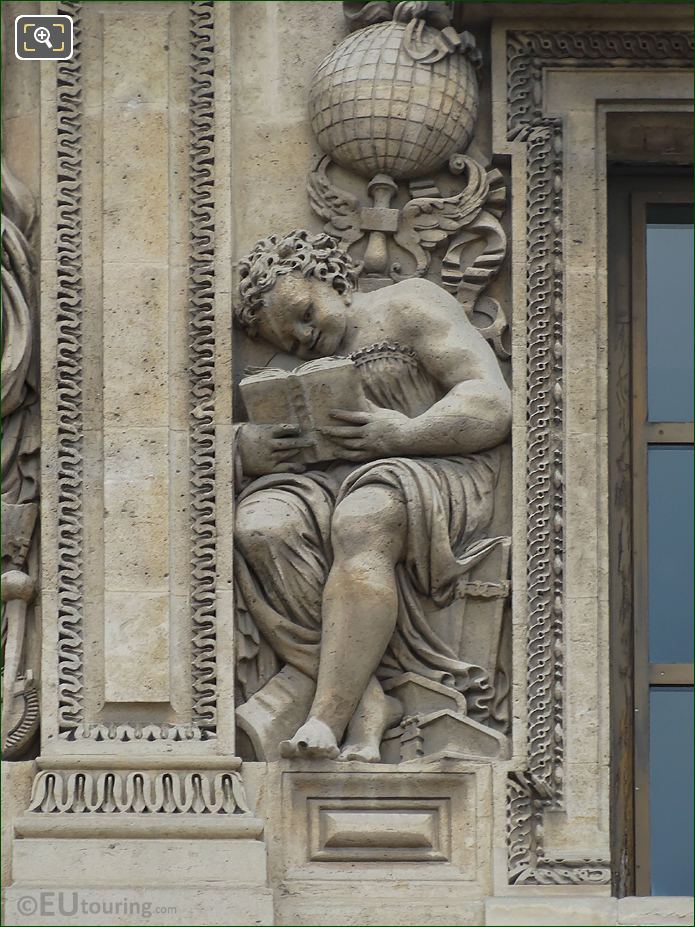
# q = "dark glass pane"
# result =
<box><xmin>649</xmin><ymin>687</ymin><xmax>694</xmax><ymax>896</ymax></box>
<box><xmin>646</xmin><ymin>205</ymin><xmax>694</xmax><ymax>422</ymax></box>
<box><xmin>648</xmin><ymin>445</ymin><xmax>694</xmax><ymax>663</ymax></box>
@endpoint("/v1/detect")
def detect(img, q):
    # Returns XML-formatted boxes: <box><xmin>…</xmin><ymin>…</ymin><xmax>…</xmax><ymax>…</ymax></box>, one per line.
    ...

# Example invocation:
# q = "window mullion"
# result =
<box><xmin>648</xmin><ymin>664</ymin><xmax>695</xmax><ymax>686</ymax></box>
<box><xmin>631</xmin><ymin>192</ymin><xmax>652</xmax><ymax>896</ymax></box>
<box><xmin>645</xmin><ymin>423</ymin><xmax>694</xmax><ymax>444</ymax></box>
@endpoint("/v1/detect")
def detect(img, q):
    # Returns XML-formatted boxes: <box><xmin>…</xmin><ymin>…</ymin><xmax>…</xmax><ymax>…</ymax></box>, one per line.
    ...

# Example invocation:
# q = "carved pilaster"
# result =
<box><xmin>55</xmin><ymin>0</ymin><xmax>85</xmax><ymax>734</ymax></box>
<box><xmin>524</xmin><ymin>118</ymin><xmax>564</xmax><ymax>801</ymax></box>
<box><xmin>1</xmin><ymin>10</ymin><xmax>41</xmax><ymax>752</ymax></box>
<box><xmin>49</xmin><ymin>0</ymin><xmax>224</xmax><ymax>745</ymax></box>
<box><xmin>505</xmin><ymin>27</ymin><xmax>693</xmax><ymax>886</ymax></box>
<box><xmin>188</xmin><ymin>0</ymin><xmax>218</xmax><ymax>733</ymax></box>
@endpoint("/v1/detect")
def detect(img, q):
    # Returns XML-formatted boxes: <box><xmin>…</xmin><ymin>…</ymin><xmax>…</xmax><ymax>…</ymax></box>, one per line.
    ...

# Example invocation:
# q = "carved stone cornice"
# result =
<box><xmin>507</xmin><ymin>30</ymin><xmax>695</xmax><ymax>140</ymax></box>
<box><xmin>506</xmin><ymin>27</ymin><xmax>693</xmax><ymax>887</ymax></box>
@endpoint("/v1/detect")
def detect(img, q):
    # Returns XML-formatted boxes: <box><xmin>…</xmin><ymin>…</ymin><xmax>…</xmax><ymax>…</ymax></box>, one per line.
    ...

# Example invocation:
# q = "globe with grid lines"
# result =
<box><xmin>308</xmin><ymin>21</ymin><xmax>478</xmax><ymax>181</ymax></box>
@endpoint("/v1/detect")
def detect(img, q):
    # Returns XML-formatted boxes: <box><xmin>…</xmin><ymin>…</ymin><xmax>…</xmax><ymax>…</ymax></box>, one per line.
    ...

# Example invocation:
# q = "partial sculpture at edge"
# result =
<box><xmin>1</xmin><ymin>158</ymin><xmax>41</xmax><ymax>759</ymax></box>
<box><xmin>233</xmin><ymin>231</ymin><xmax>511</xmax><ymax>762</ymax></box>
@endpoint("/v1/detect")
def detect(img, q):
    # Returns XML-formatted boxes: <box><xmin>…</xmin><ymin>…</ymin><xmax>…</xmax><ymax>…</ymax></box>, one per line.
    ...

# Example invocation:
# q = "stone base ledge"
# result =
<box><xmin>618</xmin><ymin>898</ymin><xmax>695</xmax><ymax>926</ymax></box>
<box><xmin>276</xmin><ymin>880</ymin><xmax>488</xmax><ymax>926</ymax></box>
<box><xmin>4</xmin><ymin>886</ymin><xmax>273</xmax><ymax>927</ymax></box>
<box><xmin>14</xmin><ymin>812</ymin><xmax>264</xmax><ymax>840</ymax></box>
<box><xmin>12</xmin><ymin>837</ymin><xmax>267</xmax><ymax>887</ymax></box>
<box><xmin>8</xmin><ymin>888</ymin><xmax>691</xmax><ymax>926</ymax></box>
<box><xmin>486</xmin><ymin>896</ymin><xmax>695</xmax><ymax>926</ymax></box>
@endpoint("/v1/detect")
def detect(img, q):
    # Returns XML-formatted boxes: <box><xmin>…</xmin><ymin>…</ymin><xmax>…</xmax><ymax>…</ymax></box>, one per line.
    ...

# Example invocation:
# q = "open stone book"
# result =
<box><xmin>240</xmin><ymin>356</ymin><xmax>368</xmax><ymax>463</ymax></box>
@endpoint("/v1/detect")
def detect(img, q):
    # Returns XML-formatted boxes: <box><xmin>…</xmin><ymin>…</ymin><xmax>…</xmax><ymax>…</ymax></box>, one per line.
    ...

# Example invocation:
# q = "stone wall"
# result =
<box><xmin>1</xmin><ymin>2</ymin><xmax>693</xmax><ymax>925</ymax></box>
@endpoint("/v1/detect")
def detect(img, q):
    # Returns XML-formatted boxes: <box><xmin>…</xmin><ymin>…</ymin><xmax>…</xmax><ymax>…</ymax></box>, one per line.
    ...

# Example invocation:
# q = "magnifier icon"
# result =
<box><xmin>34</xmin><ymin>25</ymin><xmax>53</xmax><ymax>49</ymax></box>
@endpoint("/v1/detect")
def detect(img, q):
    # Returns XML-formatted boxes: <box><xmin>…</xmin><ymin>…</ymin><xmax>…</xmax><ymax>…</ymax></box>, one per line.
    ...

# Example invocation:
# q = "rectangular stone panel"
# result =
<box><xmin>36</xmin><ymin>0</ymin><xmax>230</xmax><ymax>745</ymax></box>
<box><xmin>281</xmin><ymin>768</ymin><xmax>489</xmax><ymax>884</ymax></box>
<box><xmin>309</xmin><ymin>800</ymin><xmax>449</xmax><ymax>862</ymax></box>
<box><xmin>99</xmin><ymin>11</ymin><xmax>174</xmax><ymax>703</ymax></box>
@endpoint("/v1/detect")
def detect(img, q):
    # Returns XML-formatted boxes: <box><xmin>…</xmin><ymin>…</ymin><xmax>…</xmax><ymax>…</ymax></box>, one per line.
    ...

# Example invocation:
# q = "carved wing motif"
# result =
<box><xmin>307</xmin><ymin>157</ymin><xmax>365</xmax><ymax>251</ymax></box>
<box><xmin>394</xmin><ymin>156</ymin><xmax>491</xmax><ymax>275</ymax></box>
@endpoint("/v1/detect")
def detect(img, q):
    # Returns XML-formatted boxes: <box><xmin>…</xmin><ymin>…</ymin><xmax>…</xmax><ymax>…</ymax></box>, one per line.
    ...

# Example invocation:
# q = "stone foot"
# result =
<box><xmin>339</xmin><ymin>683</ymin><xmax>402</xmax><ymax>763</ymax></box>
<box><xmin>338</xmin><ymin>743</ymin><xmax>382</xmax><ymax>763</ymax></box>
<box><xmin>280</xmin><ymin>716</ymin><xmax>340</xmax><ymax>759</ymax></box>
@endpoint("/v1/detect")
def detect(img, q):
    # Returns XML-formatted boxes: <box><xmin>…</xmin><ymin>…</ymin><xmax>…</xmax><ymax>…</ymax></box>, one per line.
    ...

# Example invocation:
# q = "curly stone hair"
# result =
<box><xmin>235</xmin><ymin>229</ymin><xmax>358</xmax><ymax>338</ymax></box>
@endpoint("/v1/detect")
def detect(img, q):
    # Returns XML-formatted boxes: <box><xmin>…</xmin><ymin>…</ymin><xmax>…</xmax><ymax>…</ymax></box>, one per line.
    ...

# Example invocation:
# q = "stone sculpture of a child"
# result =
<box><xmin>234</xmin><ymin>230</ymin><xmax>510</xmax><ymax>761</ymax></box>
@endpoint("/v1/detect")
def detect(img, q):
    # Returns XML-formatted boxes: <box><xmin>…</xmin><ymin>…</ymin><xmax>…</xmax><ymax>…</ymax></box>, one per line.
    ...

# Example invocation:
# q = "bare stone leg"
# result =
<box><xmin>338</xmin><ymin>675</ymin><xmax>402</xmax><ymax>762</ymax></box>
<box><xmin>280</xmin><ymin>486</ymin><xmax>406</xmax><ymax>759</ymax></box>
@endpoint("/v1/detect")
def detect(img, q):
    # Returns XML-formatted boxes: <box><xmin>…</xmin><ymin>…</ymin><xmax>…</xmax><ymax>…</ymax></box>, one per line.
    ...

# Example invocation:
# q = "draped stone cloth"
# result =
<box><xmin>1</xmin><ymin>159</ymin><xmax>39</xmax><ymax>508</ymax></box>
<box><xmin>1</xmin><ymin>161</ymin><xmax>40</xmax><ymax>738</ymax></box>
<box><xmin>235</xmin><ymin>344</ymin><xmax>501</xmax><ymax>720</ymax></box>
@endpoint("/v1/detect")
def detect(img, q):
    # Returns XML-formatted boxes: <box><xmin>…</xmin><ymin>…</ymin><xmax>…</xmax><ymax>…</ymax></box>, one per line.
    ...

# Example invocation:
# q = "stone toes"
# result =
<box><xmin>338</xmin><ymin>745</ymin><xmax>379</xmax><ymax>762</ymax></box>
<box><xmin>279</xmin><ymin>739</ymin><xmax>298</xmax><ymax>758</ymax></box>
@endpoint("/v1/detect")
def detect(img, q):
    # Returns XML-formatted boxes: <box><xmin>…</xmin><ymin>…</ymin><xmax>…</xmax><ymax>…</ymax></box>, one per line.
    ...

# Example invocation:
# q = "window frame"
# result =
<box><xmin>608</xmin><ymin>174</ymin><xmax>694</xmax><ymax>898</ymax></box>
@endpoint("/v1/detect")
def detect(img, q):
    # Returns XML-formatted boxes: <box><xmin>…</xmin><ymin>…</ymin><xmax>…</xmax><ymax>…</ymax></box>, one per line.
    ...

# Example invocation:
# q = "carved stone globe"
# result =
<box><xmin>308</xmin><ymin>21</ymin><xmax>478</xmax><ymax>181</ymax></box>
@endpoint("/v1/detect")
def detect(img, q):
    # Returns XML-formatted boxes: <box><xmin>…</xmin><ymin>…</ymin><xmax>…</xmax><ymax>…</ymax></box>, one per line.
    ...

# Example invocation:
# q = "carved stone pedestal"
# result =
<box><xmin>5</xmin><ymin>759</ymin><xmax>272</xmax><ymax>926</ymax></box>
<box><xmin>256</xmin><ymin>761</ymin><xmax>493</xmax><ymax>926</ymax></box>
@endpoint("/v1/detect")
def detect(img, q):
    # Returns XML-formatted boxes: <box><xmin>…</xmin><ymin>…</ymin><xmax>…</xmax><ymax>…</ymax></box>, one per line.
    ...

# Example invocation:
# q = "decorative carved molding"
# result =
<box><xmin>54</xmin><ymin>0</ymin><xmax>219</xmax><ymax>741</ymax></box>
<box><xmin>55</xmin><ymin>0</ymin><xmax>85</xmax><ymax>733</ymax></box>
<box><xmin>65</xmin><ymin>722</ymin><xmax>211</xmax><ymax>743</ymax></box>
<box><xmin>507</xmin><ymin>31</ymin><xmax>695</xmax><ymax>141</ymax></box>
<box><xmin>28</xmin><ymin>769</ymin><xmax>249</xmax><ymax>815</ymax></box>
<box><xmin>505</xmin><ymin>28</ymin><xmax>693</xmax><ymax>886</ymax></box>
<box><xmin>507</xmin><ymin>774</ymin><xmax>611</xmax><ymax>885</ymax></box>
<box><xmin>507</xmin><ymin>772</ymin><xmax>540</xmax><ymax>879</ymax></box>
<box><xmin>524</xmin><ymin>116</ymin><xmax>564</xmax><ymax>802</ymax></box>
<box><xmin>526</xmin><ymin>859</ymin><xmax>614</xmax><ymax>886</ymax></box>
<box><xmin>188</xmin><ymin>0</ymin><xmax>218</xmax><ymax>732</ymax></box>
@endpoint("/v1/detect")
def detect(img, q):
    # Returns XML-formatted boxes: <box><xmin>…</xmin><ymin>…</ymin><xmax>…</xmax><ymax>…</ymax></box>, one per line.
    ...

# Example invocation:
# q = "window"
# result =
<box><xmin>609</xmin><ymin>176</ymin><xmax>694</xmax><ymax>897</ymax></box>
